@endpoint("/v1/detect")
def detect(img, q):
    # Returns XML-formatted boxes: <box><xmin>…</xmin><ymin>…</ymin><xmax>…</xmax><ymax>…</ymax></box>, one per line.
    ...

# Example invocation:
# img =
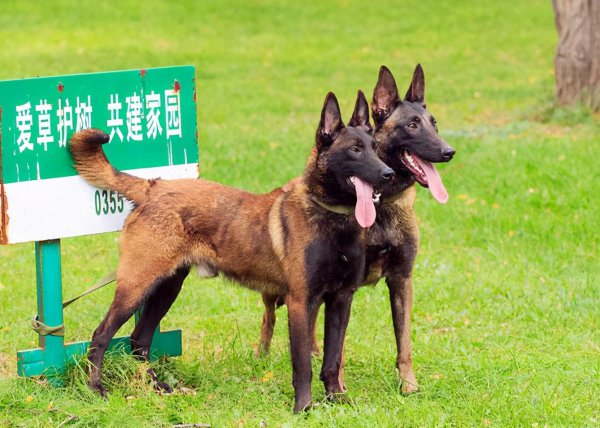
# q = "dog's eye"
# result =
<box><xmin>407</xmin><ymin>117</ymin><xmax>420</xmax><ymax>129</ymax></box>
<box><xmin>350</xmin><ymin>146</ymin><xmax>361</xmax><ymax>153</ymax></box>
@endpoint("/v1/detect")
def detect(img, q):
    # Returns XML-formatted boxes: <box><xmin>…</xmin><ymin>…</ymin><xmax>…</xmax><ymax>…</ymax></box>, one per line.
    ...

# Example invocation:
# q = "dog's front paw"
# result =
<box><xmin>398</xmin><ymin>363</ymin><xmax>419</xmax><ymax>395</ymax></box>
<box><xmin>293</xmin><ymin>398</ymin><xmax>313</xmax><ymax>413</ymax></box>
<box><xmin>253</xmin><ymin>344</ymin><xmax>270</xmax><ymax>358</ymax></box>
<box><xmin>154</xmin><ymin>381</ymin><xmax>173</xmax><ymax>394</ymax></box>
<box><xmin>146</xmin><ymin>368</ymin><xmax>173</xmax><ymax>394</ymax></box>
<box><xmin>89</xmin><ymin>381</ymin><xmax>108</xmax><ymax>398</ymax></box>
<box><xmin>325</xmin><ymin>391</ymin><xmax>350</xmax><ymax>404</ymax></box>
<box><xmin>400</xmin><ymin>378</ymin><xmax>419</xmax><ymax>395</ymax></box>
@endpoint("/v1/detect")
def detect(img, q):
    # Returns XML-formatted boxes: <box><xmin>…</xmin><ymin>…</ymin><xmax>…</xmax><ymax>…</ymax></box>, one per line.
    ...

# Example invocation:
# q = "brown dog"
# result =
<box><xmin>257</xmin><ymin>65</ymin><xmax>455</xmax><ymax>395</ymax></box>
<box><xmin>69</xmin><ymin>92</ymin><xmax>394</xmax><ymax>412</ymax></box>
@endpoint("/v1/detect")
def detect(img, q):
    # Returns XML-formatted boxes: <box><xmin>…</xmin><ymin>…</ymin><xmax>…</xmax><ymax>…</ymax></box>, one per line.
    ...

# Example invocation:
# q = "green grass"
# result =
<box><xmin>0</xmin><ymin>0</ymin><xmax>598</xmax><ymax>426</ymax></box>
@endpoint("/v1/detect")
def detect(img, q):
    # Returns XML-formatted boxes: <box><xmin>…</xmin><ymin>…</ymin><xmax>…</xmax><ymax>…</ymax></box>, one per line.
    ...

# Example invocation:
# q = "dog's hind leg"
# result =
<box><xmin>88</xmin><ymin>287</ymin><xmax>146</xmax><ymax>396</ymax></box>
<box><xmin>130</xmin><ymin>265</ymin><xmax>190</xmax><ymax>392</ymax></box>
<box><xmin>257</xmin><ymin>295</ymin><xmax>321</xmax><ymax>358</ymax></box>
<box><xmin>308</xmin><ymin>300</ymin><xmax>322</xmax><ymax>356</ymax></box>
<box><xmin>254</xmin><ymin>294</ymin><xmax>323</xmax><ymax>358</ymax></box>
<box><xmin>256</xmin><ymin>293</ymin><xmax>278</xmax><ymax>357</ymax></box>
<box><xmin>88</xmin><ymin>260</ymin><xmax>177</xmax><ymax>396</ymax></box>
<box><xmin>338</xmin><ymin>341</ymin><xmax>346</xmax><ymax>392</ymax></box>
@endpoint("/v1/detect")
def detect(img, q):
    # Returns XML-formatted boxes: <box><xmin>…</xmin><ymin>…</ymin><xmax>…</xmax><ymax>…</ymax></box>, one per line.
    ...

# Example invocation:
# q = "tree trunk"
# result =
<box><xmin>552</xmin><ymin>0</ymin><xmax>600</xmax><ymax>111</ymax></box>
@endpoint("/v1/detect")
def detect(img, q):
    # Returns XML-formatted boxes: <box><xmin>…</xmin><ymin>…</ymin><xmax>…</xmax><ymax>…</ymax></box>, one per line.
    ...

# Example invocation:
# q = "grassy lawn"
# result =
<box><xmin>0</xmin><ymin>0</ymin><xmax>598</xmax><ymax>426</ymax></box>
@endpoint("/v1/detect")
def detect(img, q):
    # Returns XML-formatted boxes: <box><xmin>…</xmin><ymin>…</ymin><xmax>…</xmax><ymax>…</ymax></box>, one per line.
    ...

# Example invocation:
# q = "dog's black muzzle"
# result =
<box><xmin>441</xmin><ymin>146</ymin><xmax>455</xmax><ymax>162</ymax></box>
<box><xmin>381</xmin><ymin>167</ymin><xmax>395</xmax><ymax>181</ymax></box>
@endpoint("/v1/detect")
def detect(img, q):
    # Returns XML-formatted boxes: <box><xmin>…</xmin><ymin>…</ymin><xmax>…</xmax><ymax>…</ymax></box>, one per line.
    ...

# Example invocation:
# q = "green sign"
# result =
<box><xmin>1</xmin><ymin>66</ymin><xmax>198</xmax><ymax>183</ymax></box>
<box><xmin>0</xmin><ymin>66</ymin><xmax>199</xmax><ymax>244</ymax></box>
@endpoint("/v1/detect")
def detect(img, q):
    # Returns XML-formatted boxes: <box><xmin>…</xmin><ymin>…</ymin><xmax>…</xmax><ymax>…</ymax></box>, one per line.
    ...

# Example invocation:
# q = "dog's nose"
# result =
<box><xmin>381</xmin><ymin>167</ymin><xmax>395</xmax><ymax>181</ymax></box>
<box><xmin>442</xmin><ymin>147</ymin><xmax>455</xmax><ymax>161</ymax></box>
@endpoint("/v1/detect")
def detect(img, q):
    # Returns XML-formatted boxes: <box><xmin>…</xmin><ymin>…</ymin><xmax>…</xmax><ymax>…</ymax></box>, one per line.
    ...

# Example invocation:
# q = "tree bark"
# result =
<box><xmin>552</xmin><ymin>0</ymin><xmax>600</xmax><ymax>111</ymax></box>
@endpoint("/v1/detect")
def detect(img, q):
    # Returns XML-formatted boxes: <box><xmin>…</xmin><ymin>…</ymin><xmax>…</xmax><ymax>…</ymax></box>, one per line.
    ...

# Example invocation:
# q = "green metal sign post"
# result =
<box><xmin>0</xmin><ymin>66</ymin><xmax>199</xmax><ymax>382</ymax></box>
<box><xmin>33</xmin><ymin>240</ymin><xmax>66</xmax><ymax>383</ymax></box>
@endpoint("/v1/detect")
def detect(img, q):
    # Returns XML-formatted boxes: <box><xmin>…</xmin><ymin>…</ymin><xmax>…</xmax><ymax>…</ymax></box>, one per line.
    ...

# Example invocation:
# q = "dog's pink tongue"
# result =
<box><xmin>413</xmin><ymin>154</ymin><xmax>449</xmax><ymax>204</ymax></box>
<box><xmin>353</xmin><ymin>176</ymin><xmax>376</xmax><ymax>228</ymax></box>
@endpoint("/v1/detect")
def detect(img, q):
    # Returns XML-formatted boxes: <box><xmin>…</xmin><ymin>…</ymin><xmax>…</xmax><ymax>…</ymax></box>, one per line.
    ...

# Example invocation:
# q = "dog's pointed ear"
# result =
<box><xmin>404</xmin><ymin>63</ymin><xmax>425</xmax><ymax>105</ymax></box>
<box><xmin>316</xmin><ymin>92</ymin><xmax>344</xmax><ymax>151</ymax></box>
<box><xmin>372</xmin><ymin>65</ymin><xmax>400</xmax><ymax>125</ymax></box>
<box><xmin>348</xmin><ymin>90</ymin><xmax>373</xmax><ymax>134</ymax></box>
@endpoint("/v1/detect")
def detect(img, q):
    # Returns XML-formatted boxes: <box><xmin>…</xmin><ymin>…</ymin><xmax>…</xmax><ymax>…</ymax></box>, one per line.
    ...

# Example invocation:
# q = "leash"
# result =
<box><xmin>31</xmin><ymin>271</ymin><xmax>117</xmax><ymax>337</ymax></box>
<box><xmin>62</xmin><ymin>270</ymin><xmax>117</xmax><ymax>308</ymax></box>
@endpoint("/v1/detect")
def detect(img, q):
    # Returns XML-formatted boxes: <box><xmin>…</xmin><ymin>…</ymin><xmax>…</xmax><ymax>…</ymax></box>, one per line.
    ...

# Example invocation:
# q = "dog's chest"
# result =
<box><xmin>304</xmin><ymin>235</ymin><xmax>365</xmax><ymax>293</ymax></box>
<box><xmin>364</xmin><ymin>244</ymin><xmax>391</xmax><ymax>284</ymax></box>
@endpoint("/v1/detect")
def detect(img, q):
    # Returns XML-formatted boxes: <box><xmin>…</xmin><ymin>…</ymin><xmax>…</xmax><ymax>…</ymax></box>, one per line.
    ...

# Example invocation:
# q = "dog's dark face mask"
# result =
<box><xmin>314</xmin><ymin>92</ymin><xmax>394</xmax><ymax>227</ymax></box>
<box><xmin>372</xmin><ymin>65</ymin><xmax>455</xmax><ymax>204</ymax></box>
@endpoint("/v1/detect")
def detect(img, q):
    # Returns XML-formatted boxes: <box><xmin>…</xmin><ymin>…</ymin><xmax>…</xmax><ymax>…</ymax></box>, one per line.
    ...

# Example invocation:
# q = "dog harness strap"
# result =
<box><xmin>31</xmin><ymin>315</ymin><xmax>65</xmax><ymax>337</ymax></box>
<box><xmin>310</xmin><ymin>196</ymin><xmax>354</xmax><ymax>215</ymax></box>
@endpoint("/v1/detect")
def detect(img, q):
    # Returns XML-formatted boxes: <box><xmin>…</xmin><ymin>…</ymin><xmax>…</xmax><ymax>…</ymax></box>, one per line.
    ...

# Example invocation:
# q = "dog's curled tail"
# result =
<box><xmin>69</xmin><ymin>128</ymin><xmax>152</xmax><ymax>205</ymax></box>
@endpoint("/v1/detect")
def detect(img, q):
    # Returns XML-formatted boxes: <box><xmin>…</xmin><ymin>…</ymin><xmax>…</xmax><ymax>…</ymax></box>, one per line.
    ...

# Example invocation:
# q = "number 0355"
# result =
<box><xmin>94</xmin><ymin>190</ymin><xmax>125</xmax><ymax>215</ymax></box>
